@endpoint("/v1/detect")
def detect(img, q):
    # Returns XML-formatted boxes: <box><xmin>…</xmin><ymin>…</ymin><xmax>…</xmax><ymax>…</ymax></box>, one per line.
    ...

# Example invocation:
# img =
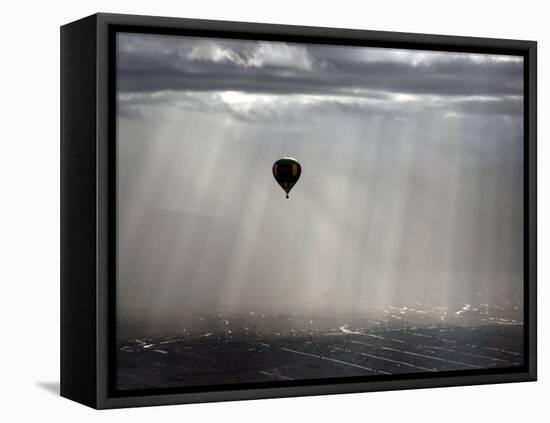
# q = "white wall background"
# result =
<box><xmin>0</xmin><ymin>0</ymin><xmax>546</xmax><ymax>421</ymax></box>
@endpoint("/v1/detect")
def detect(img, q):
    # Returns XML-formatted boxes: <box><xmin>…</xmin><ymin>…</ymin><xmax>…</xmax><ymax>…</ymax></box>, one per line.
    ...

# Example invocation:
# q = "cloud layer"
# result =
<box><xmin>117</xmin><ymin>33</ymin><xmax>523</xmax><ymax>122</ymax></box>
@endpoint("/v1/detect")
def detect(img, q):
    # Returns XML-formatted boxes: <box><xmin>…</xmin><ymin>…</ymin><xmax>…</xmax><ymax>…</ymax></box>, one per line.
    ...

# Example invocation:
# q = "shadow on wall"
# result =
<box><xmin>36</xmin><ymin>381</ymin><xmax>59</xmax><ymax>396</ymax></box>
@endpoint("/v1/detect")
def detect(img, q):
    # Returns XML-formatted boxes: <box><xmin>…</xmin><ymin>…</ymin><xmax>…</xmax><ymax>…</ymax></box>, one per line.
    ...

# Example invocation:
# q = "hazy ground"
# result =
<box><xmin>116</xmin><ymin>298</ymin><xmax>523</xmax><ymax>390</ymax></box>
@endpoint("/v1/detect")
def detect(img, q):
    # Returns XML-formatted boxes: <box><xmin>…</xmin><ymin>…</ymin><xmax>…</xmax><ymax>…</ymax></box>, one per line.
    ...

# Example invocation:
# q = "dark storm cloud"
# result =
<box><xmin>117</xmin><ymin>33</ymin><xmax>523</xmax><ymax>100</ymax></box>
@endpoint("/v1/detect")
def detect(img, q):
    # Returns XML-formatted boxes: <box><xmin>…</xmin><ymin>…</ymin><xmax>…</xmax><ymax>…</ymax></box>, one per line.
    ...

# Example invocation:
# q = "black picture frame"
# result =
<box><xmin>60</xmin><ymin>12</ymin><xmax>537</xmax><ymax>409</ymax></box>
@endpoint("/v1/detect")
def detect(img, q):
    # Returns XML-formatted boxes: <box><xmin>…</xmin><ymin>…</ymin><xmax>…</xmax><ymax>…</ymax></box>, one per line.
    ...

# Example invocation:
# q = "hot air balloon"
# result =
<box><xmin>272</xmin><ymin>157</ymin><xmax>301</xmax><ymax>199</ymax></box>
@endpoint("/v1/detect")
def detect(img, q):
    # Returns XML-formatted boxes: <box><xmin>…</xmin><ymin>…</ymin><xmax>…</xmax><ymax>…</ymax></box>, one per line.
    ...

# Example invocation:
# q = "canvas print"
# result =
<box><xmin>115</xmin><ymin>32</ymin><xmax>524</xmax><ymax>391</ymax></box>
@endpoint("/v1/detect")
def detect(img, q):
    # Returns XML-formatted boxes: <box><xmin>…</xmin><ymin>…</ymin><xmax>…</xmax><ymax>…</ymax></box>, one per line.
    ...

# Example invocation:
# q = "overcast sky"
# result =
<box><xmin>116</xmin><ymin>33</ymin><xmax>524</xmax><ymax>318</ymax></box>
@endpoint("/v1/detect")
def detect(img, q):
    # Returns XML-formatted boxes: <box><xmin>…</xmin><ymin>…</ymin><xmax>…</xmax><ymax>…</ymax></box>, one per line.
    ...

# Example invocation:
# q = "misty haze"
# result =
<box><xmin>115</xmin><ymin>33</ymin><xmax>524</xmax><ymax>390</ymax></box>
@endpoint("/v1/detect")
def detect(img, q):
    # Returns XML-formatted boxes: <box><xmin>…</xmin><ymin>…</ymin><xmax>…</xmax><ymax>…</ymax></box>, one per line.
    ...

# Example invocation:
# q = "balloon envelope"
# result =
<box><xmin>272</xmin><ymin>157</ymin><xmax>301</xmax><ymax>198</ymax></box>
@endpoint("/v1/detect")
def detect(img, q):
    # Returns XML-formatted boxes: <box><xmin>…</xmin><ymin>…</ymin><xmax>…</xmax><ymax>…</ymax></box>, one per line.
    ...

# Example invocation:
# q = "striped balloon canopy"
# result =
<box><xmin>272</xmin><ymin>157</ymin><xmax>301</xmax><ymax>199</ymax></box>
